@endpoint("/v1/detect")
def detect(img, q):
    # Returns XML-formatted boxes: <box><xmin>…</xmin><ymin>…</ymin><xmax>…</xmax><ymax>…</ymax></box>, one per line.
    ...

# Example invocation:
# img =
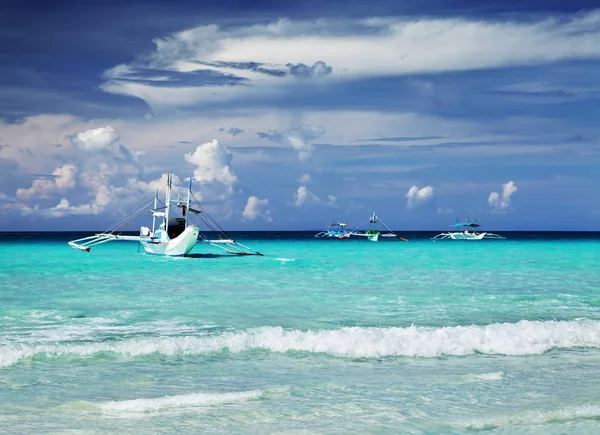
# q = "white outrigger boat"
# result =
<box><xmin>351</xmin><ymin>212</ymin><xmax>408</xmax><ymax>242</ymax></box>
<box><xmin>69</xmin><ymin>174</ymin><xmax>262</xmax><ymax>257</ymax></box>
<box><xmin>314</xmin><ymin>222</ymin><xmax>352</xmax><ymax>239</ymax></box>
<box><xmin>432</xmin><ymin>219</ymin><xmax>505</xmax><ymax>241</ymax></box>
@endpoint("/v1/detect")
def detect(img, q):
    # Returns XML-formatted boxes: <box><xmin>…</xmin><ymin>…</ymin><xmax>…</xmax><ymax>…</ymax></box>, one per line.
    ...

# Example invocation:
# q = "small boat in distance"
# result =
<box><xmin>352</xmin><ymin>212</ymin><xmax>408</xmax><ymax>242</ymax></box>
<box><xmin>314</xmin><ymin>222</ymin><xmax>352</xmax><ymax>239</ymax></box>
<box><xmin>431</xmin><ymin>218</ymin><xmax>505</xmax><ymax>241</ymax></box>
<box><xmin>69</xmin><ymin>174</ymin><xmax>263</xmax><ymax>257</ymax></box>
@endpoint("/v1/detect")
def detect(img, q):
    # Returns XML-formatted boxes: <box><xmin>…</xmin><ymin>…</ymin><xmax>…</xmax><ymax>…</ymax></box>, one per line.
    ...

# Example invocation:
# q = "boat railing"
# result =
<box><xmin>68</xmin><ymin>233</ymin><xmax>118</xmax><ymax>252</ymax></box>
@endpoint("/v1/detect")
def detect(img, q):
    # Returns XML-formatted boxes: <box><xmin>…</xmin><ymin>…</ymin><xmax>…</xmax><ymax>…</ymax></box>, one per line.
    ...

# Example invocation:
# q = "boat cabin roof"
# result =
<box><xmin>451</xmin><ymin>222</ymin><xmax>481</xmax><ymax>228</ymax></box>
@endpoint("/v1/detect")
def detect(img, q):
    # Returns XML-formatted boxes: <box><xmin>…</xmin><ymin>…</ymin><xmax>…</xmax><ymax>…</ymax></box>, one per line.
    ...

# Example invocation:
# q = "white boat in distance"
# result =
<box><xmin>432</xmin><ymin>219</ymin><xmax>505</xmax><ymax>241</ymax></box>
<box><xmin>352</xmin><ymin>212</ymin><xmax>408</xmax><ymax>242</ymax></box>
<box><xmin>69</xmin><ymin>174</ymin><xmax>262</xmax><ymax>257</ymax></box>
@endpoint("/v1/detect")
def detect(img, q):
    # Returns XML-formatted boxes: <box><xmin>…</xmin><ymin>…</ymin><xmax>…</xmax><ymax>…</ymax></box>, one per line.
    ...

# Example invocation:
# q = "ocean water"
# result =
<box><xmin>1</xmin><ymin>231</ymin><xmax>600</xmax><ymax>434</ymax></box>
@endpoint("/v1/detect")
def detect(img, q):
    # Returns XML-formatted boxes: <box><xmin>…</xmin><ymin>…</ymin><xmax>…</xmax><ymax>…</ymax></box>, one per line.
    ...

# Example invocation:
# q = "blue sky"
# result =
<box><xmin>1</xmin><ymin>0</ymin><xmax>599</xmax><ymax>231</ymax></box>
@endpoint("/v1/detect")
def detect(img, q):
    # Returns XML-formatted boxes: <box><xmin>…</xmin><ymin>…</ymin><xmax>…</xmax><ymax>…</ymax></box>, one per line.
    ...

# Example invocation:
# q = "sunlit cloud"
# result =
<box><xmin>406</xmin><ymin>185</ymin><xmax>433</xmax><ymax>209</ymax></box>
<box><xmin>184</xmin><ymin>139</ymin><xmax>238</xmax><ymax>198</ymax></box>
<box><xmin>293</xmin><ymin>185</ymin><xmax>336</xmax><ymax>207</ymax></box>
<box><xmin>488</xmin><ymin>181</ymin><xmax>518</xmax><ymax>213</ymax></box>
<box><xmin>69</xmin><ymin>126</ymin><xmax>119</xmax><ymax>151</ymax></box>
<box><xmin>258</xmin><ymin>124</ymin><xmax>324</xmax><ymax>161</ymax></box>
<box><xmin>242</xmin><ymin>195</ymin><xmax>272</xmax><ymax>221</ymax></box>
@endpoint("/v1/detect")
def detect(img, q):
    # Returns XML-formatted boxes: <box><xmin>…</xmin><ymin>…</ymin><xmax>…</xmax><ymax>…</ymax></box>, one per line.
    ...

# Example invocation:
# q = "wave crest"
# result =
<box><xmin>2</xmin><ymin>319</ymin><xmax>600</xmax><ymax>367</ymax></box>
<box><xmin>99</xmin><ymin>390</ymin><xmax>262</xmax><ymax>415</ymax></box>
<box><xmin>456</xmin><ymin>404</ymin><xmax>600</xmax><ymax>429</ymax></box>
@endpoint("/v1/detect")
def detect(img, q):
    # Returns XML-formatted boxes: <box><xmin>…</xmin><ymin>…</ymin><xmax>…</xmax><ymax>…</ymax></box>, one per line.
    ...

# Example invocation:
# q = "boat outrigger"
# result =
<box><xmin>314</xmin><ymin>222</ymin><xmax>352</xmax><ymax>239</ymax></box>
<box><xmin>432</xmin><ymin>218</ymin><xmax>505</xmax><ymax>241</ymax></box>
<box><xmin>69</xmin><ymin>174</ymin><xmax>263</xmax><ymax>257</ymax></box>
<box><xmin>351</xmin><ymin>212</ymin><xmax>408</xmax><ymax>242</ymax></box>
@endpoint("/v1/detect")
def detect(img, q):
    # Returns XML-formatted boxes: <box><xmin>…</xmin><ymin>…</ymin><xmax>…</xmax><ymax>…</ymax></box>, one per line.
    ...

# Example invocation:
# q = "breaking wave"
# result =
<box><xmin>454</xmin><ymin>404</ymin><xmax>600</xmax><ymax>429</ymax></box>
<box><xmin>2</xmin><ymin>319</ymin><xmax>600</xmax><ymax>367</ymax></box>
<box><xmin>98</xmin><ymin>390</ymin><xmax>262</xmax><ymax>416</ymax></box>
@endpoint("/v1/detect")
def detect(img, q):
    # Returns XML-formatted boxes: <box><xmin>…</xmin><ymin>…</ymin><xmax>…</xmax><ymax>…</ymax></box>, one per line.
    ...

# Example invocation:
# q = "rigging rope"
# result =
<box><xmin>103</xmin><ymin>196</ymin><xmax>155</xmax><ymax>235</ymax></box>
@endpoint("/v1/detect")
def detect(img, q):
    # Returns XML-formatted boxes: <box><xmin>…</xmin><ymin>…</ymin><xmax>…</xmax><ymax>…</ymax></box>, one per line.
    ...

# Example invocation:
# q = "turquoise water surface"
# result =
<box><xmin>1</xmin><ymin>233</ymin><xmax>600</xmax><ymax>434</ymax></box>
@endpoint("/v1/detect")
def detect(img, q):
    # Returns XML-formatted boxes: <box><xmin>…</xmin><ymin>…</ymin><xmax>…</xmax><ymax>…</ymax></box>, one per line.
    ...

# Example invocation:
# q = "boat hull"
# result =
<box><xmin>368</xmin><ymin>232</ymin><xmax>380</xmax><ymax>242</ymax></box>
<box><xmin>448</xmin><ymin>232</ymin><xmax>486</xmax><ymax>240</ymax></box>
<box><xmin>140</xmin><ymin>225</ymin><xmax>200</xmax><ymax>256</ymax></box>
<box><xmin>432</xmin><ymin>231</ymin><xmax>505</xmax><ymax>241</ymax></box>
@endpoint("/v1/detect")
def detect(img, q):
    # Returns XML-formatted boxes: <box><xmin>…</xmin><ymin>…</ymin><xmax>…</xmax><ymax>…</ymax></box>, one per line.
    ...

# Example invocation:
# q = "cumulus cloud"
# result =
<box><xmin>8</xmin><ymin>120</ymin><xmax>253</xmax><ymax>221</ymax></box>
<box><xmin>69</xmin><ymin>126</ymin><xmax>119</xmax><ymax>151</ymax></box>
<box><xmin>488</xmin><ymin>181</ymin><xmax>518</xmax><ymax>213</ymax></box>
<box><xmin>406</xmin><ymin>185</ymin><xmax>434</xmax><ymax>209</ymax></box>
<box><xmin>242</xmin><ymin>196</ymin><xmax>272</xmax><ymax>221</ymax></box>
<box><xmin>47</xmin><ymin>187</ymin><xmax>110</xmax><ymax>216</ymax></box>
<box><xmin>184</xmin><ymin>139</ymin><xmax>238</xmax><ymax>195</ymax></box>
<box><xmin>16</xmin><ymin>164</ymin><xmax>78</xmax><ymax>200</ymax></box>
<box><xmin>12</xmin><ymin>122</ymin><xmax>165</xmax><ymax>217</ymax></box>
<box><xmin>293</xmin><ymin>186</ymin><xmax>314</xmax><ymax>207</ymax></box>
<box><xmin>258</xmin><ymin>124</ymin><xmax>324</xmax><ymax>160</ymax></box>
<box><xmin>20</xmin><ymin>169</ymin><xmax>183</xmax><ymax>219</ymax></box>
<box><xmin>293</xmin><ymin>186</ymin><xmax>336</xmax><ymax>207</ymax></box>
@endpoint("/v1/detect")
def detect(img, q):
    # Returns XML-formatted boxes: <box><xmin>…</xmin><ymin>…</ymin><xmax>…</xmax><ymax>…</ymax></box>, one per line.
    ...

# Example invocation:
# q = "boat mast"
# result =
<box><xmin>370</xmin><ymin>212</ymin><xmax>377</xmax><ymax>231</ymax></box>
<box><xmin>185</xmin><ymin>177</ymin><xmax>192</xmax><ymax>227</ymax></box>
<box><xmin>152</xmin><ymin>188</ymin><xmax>158</xmax><ymax>235</ymax></box>
<box><xmin>165</xmin><ymin>173</ymin><xmax>171</xmax><ymax>236</ymax></box>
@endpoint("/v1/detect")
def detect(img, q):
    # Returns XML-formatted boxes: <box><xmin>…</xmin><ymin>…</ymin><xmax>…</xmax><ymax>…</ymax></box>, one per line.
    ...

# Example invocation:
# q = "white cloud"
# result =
<box><xmin>125</xmin><ymin>172</ymin><xmax>181</xmax><ymax>196</ymax></box>
<box><xmin>12</xmin><ymin>122</ymin><xmax>160</xmax><ymax>218</ymax></box>
<box><xmin>298</xmin><ymin>173</ymin><xmax>312</xmax><ymax>184</ymax></box>
<box><xmin>293</xmin><ymin>185</ymin><xmax>336</xmax><ymax>207</ymax></box>
<box><xmin>0</xmin><ymin>111</ymin><xmax>506</xmax><ymax>172</ymax></box>
<box><xmin>259</xmin><ymin>124</ymin><xmax>325</xmax><ymax>160</ymax></box>
<box><xmin>101</xmin><ymin>12</ymin><xmax>600</xmax><ymax>108</ymax></box>
<box><xmin>406</xmin><ymin>185</ymin><xmax>434</xmax><ymax>209</ymax></box>
<box><xmin>242</xmin><ymin>196</ymin><xmax>272</xmax><ymax>221</ymax></box>
<box><xmin>69</xmin><ymin>126</ymin><xmax>119</xmax><ymax>151</ymax></box>
<box><xmin>293</xmin><ymin>186</ymin><xmax>312</xmax><ymax>207</ymax></box>
<box><xmin>4</xmin><ymin>121</ymin><xmax>255</xmax><ymax>221</ymax></box>
<box><xmin>184</xmin><ymin>139</ymin><xmax>238</xmax><ymax>196</ymax></box>
<box><xmin>16</xmin><ymin>163</ymin><xmax>78</xmax><ymax>200</ymax></box>
<box><xmin>488</xmin><ymin>181</ymin><xmax>518</xmax><ymax>213</ymax></box>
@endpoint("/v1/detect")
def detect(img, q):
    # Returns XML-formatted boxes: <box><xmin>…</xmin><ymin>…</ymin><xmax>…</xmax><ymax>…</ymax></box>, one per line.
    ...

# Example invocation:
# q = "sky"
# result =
<box><xmin>1</xmin><ymin>0</ymin><xmax>599</xmax><ymax>231</ymax></box>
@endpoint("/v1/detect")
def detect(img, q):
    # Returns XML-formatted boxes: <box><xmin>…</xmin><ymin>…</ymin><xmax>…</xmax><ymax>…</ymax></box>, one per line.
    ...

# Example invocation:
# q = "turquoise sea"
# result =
<box><xmin>1</xmin><ymin>232</ymin><xmax>600</xmax><ymax>434</ymax></box>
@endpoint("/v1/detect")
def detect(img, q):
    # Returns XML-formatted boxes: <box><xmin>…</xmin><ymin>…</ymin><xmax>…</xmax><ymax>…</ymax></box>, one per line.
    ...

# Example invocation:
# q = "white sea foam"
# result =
<box><xmin>275</xmin><ymin>257</ymin><xmax>295</xmax><ymax>262</ymax></box>
<box><xmin>463</xmin><ymin>371</ymin><xmax>504</xmax><ymax>382</ymax></box>
<box><xmin>473</xmin><ymin>371</ymin><xmax>504</xmax><ymax>381</ymax></box>
<box><xmin>2</xmin><ymin>319</ymin><xmax>204</xmax><ymax>344</ymax></box>
<box><xmin>455</xmin><ymin>404</ymin><xmax>600</xmax><ymax>429</ymax></box>
<box><xmin>2</xmin><ymin>319</ymin><xmax>600</xmax><ymax>367</ymax></box>
<box><xmin>98</xmin><ymin>390</ymin><xmax>262</xmax><ymax>415</ymax></box>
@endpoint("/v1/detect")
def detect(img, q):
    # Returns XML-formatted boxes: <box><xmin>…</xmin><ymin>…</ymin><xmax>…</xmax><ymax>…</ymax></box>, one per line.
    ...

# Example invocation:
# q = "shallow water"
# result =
<box><xmin>1</xmin><ymin>232</ymin><xmax>600</xmax><ymax>433</ymax></box>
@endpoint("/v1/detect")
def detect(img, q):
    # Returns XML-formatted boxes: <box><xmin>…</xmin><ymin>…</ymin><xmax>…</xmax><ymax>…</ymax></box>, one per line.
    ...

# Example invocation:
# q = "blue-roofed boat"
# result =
<box><xmin>432</xmin><ymin>218</ymin><xmax>505</xmax><ymax>240</ymax></box>
<box><xmin>314</xmin><ymin>222</ymin><xmax>352</xmax><ymax>239</ymax></box>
